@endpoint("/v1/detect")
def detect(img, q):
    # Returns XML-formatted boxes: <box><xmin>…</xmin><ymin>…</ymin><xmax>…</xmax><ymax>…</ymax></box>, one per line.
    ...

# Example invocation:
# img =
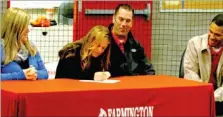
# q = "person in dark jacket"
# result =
<box><xmin>1</xmin><ymin>7</ymin><xmax>48</xmax><ymax>80</ymax></box>
<box><xmin>108</xmin><ymin>4</ymin><xmax>155</xmax><ymax>77</ymax></box>
<box><xmin>55</xmin><ymin>25</ymin><xmax>111</xmax><ymax>80</ymax></box>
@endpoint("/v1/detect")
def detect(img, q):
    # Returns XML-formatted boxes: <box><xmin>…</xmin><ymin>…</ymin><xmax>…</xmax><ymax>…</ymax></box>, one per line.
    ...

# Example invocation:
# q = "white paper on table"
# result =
<box><xmin>79</xmin><ymin>79</ymin><xmax>120</xmax><ymax>84</ymax></box>
<box><xmin>214</xmin><ymin>86</ymin><xmax>223</xmax><ymax>102</ymax></box>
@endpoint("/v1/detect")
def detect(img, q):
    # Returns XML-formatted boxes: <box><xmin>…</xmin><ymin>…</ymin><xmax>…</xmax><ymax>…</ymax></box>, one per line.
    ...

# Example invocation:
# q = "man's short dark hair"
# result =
<box><xmin>212</xmin><ymin>14</ymin><xmax>223</xmax><ymax>26</ymax></box>
<box><xmin>114</xmin><ymin>4</ymin><xmax>134</xmax><ymax>17</ymax></box>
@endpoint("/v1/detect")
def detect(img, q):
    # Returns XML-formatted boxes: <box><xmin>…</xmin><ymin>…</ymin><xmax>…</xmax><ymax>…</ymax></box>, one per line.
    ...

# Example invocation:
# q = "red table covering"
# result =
<box><xmin>1</xmin><ymin>75</ymin><xmax>215</xmax><ymax>116</ymax></box>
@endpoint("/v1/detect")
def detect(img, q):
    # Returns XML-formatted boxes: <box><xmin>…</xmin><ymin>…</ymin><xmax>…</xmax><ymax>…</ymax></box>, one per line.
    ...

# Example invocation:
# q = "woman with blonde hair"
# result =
<box><xmin>55</xmin><ymin>25</ymin><xmax>111</xmax><ymax>80</ymax></box>
<box><xmin>1</xmin><ymin>7</ymin><xmax>48</xmax><ymax>80</ymax></box>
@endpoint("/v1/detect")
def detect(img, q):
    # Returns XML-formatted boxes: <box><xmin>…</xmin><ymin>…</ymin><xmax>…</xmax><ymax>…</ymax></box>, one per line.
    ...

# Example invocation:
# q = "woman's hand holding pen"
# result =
<box><xmin>94</xmin><ymin>71</ymin><xmax>111</xmax><ymax>81</ymax></box>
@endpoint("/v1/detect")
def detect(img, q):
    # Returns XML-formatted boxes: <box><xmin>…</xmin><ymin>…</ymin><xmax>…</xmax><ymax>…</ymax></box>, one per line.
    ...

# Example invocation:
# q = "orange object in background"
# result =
<box><xmin>30</xmin><ymin>16</ymin><xmax>50</xmax><ymax>27</ymax></box>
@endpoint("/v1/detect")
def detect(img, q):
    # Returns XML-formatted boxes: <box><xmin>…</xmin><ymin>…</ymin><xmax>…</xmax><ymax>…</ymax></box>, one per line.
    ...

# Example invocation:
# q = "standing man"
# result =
<box><xmin>108</xmin><ymin>4</ymin><xmax>155</xmax><ymax>77</ymax></box>
<box><xmin>184</xmin><ymin>14</ymin><xmax>223</xmax><ymax>116</ymax></box>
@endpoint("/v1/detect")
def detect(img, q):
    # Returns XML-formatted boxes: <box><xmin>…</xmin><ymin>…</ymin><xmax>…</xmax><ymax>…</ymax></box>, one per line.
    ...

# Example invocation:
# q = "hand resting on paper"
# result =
<box><xmin>94</xmin><ymin>71</ymin><xmax>111</xmax><ymax>81</ymax></box>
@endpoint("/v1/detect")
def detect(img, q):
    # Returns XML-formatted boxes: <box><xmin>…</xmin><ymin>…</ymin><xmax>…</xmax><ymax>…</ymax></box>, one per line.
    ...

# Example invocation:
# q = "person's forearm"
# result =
<box><xmin>1</xmin><ymin>71</ymin><xmax>26</xmax><ymax>80</ymax></box>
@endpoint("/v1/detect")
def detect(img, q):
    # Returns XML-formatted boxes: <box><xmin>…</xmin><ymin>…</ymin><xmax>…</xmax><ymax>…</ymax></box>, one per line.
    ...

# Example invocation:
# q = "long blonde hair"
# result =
<box><xmin>1</xmin><ymin>7</ymin><xmax>37</xmax><ymax>65</ymax></box>
<box><xmin>59</xmin><ymin>25</ymin><xmax>111</xmax><ymax>70</ymax></box>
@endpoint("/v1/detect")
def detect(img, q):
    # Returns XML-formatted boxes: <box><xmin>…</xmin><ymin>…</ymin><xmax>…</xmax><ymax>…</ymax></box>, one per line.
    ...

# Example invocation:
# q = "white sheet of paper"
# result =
<box><xmin>79</xmin><ymin>79</ymin><xmax>120</xmax><ymax>84</ymax></box>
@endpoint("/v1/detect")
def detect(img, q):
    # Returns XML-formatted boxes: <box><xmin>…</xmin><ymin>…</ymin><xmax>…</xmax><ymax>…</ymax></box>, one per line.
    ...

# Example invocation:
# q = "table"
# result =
<box><xmin>1</xmin><ymin>75</ymin><xmax>215</xmax><ymax>117</ymax></box>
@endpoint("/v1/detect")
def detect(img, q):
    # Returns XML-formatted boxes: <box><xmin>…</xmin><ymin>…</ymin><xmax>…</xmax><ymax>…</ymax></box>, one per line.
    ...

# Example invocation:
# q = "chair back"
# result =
<box><xmin>179</xmin><ymin>49</ymin><xmax>186</xmax><ymax>78</ymax></box>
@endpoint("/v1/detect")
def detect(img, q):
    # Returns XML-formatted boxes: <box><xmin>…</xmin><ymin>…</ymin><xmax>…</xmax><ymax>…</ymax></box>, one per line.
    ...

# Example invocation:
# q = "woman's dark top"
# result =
<box><xmin>55</xmin><ymin>46</ymin><xmax>104</xmax><ymax>80</ymax></box>
<box><xmin>17</xmin><ymin>59</ymin><xmax>29</xmax><ymax>69</ymax></box>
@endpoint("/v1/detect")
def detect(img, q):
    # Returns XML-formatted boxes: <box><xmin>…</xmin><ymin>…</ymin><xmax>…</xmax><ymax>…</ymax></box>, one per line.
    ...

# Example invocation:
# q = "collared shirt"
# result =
<box><xmin>209</xmin><ymin>47</ymin><xmax>223</xmax><ymax>89</ymax></box>
<box><xmin>111</xmin><ymin>31</ymin><xmax>127</xmax><ymax>53</ymax></box>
